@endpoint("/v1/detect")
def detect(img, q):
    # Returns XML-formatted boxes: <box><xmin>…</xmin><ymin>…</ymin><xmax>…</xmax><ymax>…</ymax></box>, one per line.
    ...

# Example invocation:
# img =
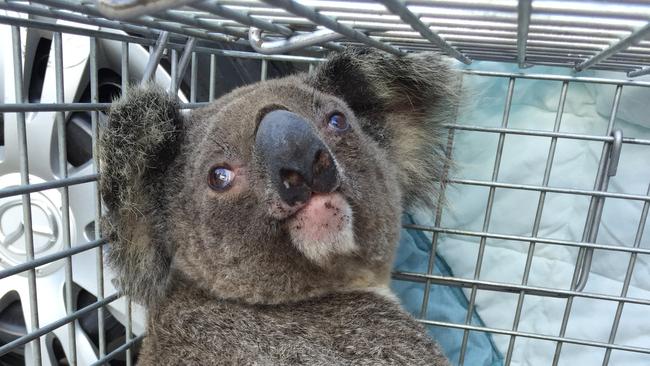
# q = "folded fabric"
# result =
<box><xmin>392</xmin><ymin>214</ymin><xmax>503</xmax><ymax>366</ymax></box>
<box><xmin>402</xmin><ymin>61</ymin><xmax>650</xmax><ymax>366</ymax></box>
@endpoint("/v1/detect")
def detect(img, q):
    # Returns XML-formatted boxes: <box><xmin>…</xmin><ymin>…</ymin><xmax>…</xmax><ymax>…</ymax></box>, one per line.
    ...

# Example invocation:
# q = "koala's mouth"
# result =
<box><xmin>285</xmin><ymin>192</ymin><xmax>357</xmax><ymax>264</ymax></box>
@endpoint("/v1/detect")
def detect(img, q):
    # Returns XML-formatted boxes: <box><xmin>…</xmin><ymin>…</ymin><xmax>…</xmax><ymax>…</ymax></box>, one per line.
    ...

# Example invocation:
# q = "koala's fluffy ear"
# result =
<box><xmin>99</xmin><ymin>84</ymin><xmax>183</xmax><ymax>307</ymax></box>
<box><xmin>309</xmin><ymin>48</ymin><xmax>460</xmax><ymax>208</ymax></box>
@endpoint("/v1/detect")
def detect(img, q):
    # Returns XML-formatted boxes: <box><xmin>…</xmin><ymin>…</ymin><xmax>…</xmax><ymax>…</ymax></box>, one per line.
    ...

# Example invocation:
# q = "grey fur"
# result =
<box><xmin>100</xmin><ymin>84</ymin><xmax>183</xmax><ymax>306</ymax></box>
<box><xmin>138</xmin><ymin>275</ymin><xmax>448</xmax><ymax>365</ymax></box>
<box><xmin>99</xmin><ymin>48</ymin><xmax>459</xmax><ymax>365</ymax></box>
<box><xmin>309</xmin><ymin>48</ymin><xmax>459</xmax><ymax>208</ymax></box>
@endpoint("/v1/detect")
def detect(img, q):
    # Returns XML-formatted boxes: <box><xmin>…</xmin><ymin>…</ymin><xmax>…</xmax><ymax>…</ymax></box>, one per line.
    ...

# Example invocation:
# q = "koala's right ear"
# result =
<box><xmin>99</xmin><ymin>84</ymin><xmax>183</xmax><ymax>307</ymax></box>
<box><xmin>308</xmin><ymin>48</ymin><xmax>460</xmax><ymax>209</ymax></box>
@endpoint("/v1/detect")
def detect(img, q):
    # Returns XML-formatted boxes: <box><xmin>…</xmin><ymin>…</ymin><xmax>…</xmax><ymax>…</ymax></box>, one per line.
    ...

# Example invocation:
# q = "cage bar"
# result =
<box><xmin>53</xmin><ymin>31</ymin><xmax>78</xmax><ymax>366</ymax></box>
<box><xmin>10</xmin><ymin>25</ymin><xmax>41</xmax><ymax>365</ymax></box>
<box><xmin>601</xmin><ymin>183</ymin><xmax>650</xmax><ymax>365</ymax></box>
<box><xmin>0</xmin><ymin>1</ymin><xmax>649</xmax><ymax>365</ymax></box>
<box><xmin>0</xmin><ymin>239</ymin><xmax>108</xmax><ymax>281</ymax></box>
<box><xmin>576</xmin><ymin>22</ymin><xmax>650</xmax><ymax>71</ymax></box>
<box><xmin>552</xmin><ymin>85</ymin><xmax>624</xmax><ymax>365</ymax></box>
<box><xmin>458</xmin><ymin>77</ymin><xmax>516</xmax><ymax>365</ymax></box>
<box><xmin>516</xmin><ymin>0</ymin><xmax>532</xmax><ymax>68</ymax></box>
<box><xmin>504</xmin><ymin>80</ymin><xmax>569</xmax><ymax>365</ymax></box>
<box><xmin>263</xmin><ymin>0</ymin><xmax>406</xmax><ymax>55</ymax></box>
<box><xmin>379</xmin><ymin>0</ymin><xmax>471</xmax><ymax>63</ymax></box>
<box><xmin>89</xmin><ymin>36</ymin><xmax>106</xmax><ymax>359</ymax></box>
<box><xmin>0</xmin><ymin>294</ymin><xmax>120</xmax><ymax>357</ymax></box>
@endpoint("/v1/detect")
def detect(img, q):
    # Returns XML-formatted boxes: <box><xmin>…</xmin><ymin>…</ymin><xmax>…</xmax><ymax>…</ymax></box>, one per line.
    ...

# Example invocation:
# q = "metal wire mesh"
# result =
<box><xmin>0</xmin><ymin>1</ymin><xmax>649</xmax><ymax>365</ymax></box>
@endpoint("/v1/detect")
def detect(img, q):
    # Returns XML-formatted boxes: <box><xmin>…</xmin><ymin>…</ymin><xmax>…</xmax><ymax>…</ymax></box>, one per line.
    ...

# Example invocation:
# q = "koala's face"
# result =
<box><xmin>171</xmin><ymin>77</ymin><xmax>402</xmax><ymax>303</ymax></box>
<box><xmin>102</xmin><ymin>49</ymin><xmax>457</xmax><ymax>306</ymax></box>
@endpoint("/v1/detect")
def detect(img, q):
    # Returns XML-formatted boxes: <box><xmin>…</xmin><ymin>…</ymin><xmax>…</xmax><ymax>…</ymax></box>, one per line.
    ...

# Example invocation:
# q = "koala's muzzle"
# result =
<box><xmin>255</xmin><ymin>110</ymin><xmax>339</xmax><ymax>206</ymax></box>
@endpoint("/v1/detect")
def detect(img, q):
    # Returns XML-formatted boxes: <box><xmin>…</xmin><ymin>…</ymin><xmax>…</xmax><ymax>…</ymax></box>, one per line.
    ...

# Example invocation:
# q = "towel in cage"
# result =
<box><xmin>404</xmin><ymin>60</ymin><xmax>650</xmax><ymax>366</ymax></box>
<box><xmin>393</xmin><ymin>214</ymin><xmax>504</xmax><ymax>366</ymax></box>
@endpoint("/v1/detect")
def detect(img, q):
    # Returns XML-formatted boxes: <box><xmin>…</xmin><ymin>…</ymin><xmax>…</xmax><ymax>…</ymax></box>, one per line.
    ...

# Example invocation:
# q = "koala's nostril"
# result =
<box><xmin>280</xmin><ymin>169</ymin><xmax>306</xmax><ymax>189</ymax></box>
<box><xmin>311</xmin><ymin>149</ymin><xmax>339</xmax><ymax>194</ymax></box>
<box><xmin>278</xmin><ymin>169</ymin><xmax>311</xmax><ymax>206</ymax></box>
<box><xmin>313</xmin><ymin>150</ymin><xmax>332</xmax><ymax>176</ymax></box>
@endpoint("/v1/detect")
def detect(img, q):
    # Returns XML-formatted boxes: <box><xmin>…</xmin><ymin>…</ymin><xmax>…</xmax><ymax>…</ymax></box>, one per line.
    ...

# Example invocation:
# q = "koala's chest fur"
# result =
<box><xmin>138</xmin><ymin>282</ymin><xmax>448</xmax><ymax>366</ymax></box>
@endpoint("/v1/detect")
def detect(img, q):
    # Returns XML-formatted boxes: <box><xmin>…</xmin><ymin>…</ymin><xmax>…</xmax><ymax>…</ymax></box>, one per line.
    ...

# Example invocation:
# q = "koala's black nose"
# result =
<box><xmin>255</xmin><ymin>110</ymin><xmax>339</xmax><ymax>206</ymax></box>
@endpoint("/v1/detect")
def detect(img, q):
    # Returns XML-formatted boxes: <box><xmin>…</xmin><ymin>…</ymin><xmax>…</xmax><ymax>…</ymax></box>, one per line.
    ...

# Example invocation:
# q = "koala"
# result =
<box><xmin>99</xmin><ymin>48</ymin><xmax>459</xmax><ymax>365</ymax></box>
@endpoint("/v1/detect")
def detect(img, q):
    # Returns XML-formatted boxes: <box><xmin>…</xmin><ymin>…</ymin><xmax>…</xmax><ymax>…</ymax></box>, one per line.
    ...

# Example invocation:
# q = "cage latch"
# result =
<box><xmin>607</xmin><ymin>129</ymin><xmax>623</xmax><ymax>177</ymax></box>
<box><xmin>248</xmin><ymin>27</ymin><xmax>344</xmax><ymax>54</ymax></box>
<box><xmin>573</xmin><ymin>128</ymin><xmax>623</xmax><ymax>292</ymax></box>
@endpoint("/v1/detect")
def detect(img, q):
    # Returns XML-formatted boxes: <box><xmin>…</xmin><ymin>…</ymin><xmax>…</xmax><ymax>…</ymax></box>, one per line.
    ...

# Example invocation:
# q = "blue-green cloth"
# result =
<box><xmin>392</xmin><ymin>214</ymin><xmax>503</xmax><ymax>366</ymax></box>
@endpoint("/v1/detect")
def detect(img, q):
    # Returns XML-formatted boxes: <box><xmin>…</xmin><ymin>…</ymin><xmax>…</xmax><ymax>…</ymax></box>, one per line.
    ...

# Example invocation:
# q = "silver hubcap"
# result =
<box><xmin>0</xmin><ymin>15</ymin><xmax>156</xmax><ymax>365</ymax></box>
<box><xmin>0</xmin><ymin>174</ymin><xmax>70</xmax><ymax>277</ymax></box>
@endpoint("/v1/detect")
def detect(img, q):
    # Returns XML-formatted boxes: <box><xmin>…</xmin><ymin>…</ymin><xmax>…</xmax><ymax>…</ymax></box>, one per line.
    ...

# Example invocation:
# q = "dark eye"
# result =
<box><xmin>208</xmin><ymin>165</ymin><xmax>235</xmax><ymax>191</ymax></box>
<box><xmin>327</xmin><ymin>112</ymin><xmax>349</xmax><ymax>132</ymax></box>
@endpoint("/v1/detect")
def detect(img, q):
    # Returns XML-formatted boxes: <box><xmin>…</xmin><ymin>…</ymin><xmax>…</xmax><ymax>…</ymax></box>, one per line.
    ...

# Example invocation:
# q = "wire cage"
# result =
<box><xmin>0</xmin><ymin>1</ymin><xmax>649</xmax><ymax>365</ymax></box>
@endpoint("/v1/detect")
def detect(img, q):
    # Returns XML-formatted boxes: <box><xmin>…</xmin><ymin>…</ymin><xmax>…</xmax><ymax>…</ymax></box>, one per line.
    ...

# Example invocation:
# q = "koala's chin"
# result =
<box><xmin>287</xmin><ymin>193</ymin><xmax>356</xmax><ymax>264</ymax></box>
<box><xmin>100</xmin><ymin>47</ymin><xmax>459</xmax><ymax>365</ymax></box>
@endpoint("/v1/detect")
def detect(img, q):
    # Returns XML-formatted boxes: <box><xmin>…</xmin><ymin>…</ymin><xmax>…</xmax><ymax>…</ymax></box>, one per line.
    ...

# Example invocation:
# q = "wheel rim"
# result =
<box><xmin>0</xmin><ymin>13</ymin><xmax>177</xmax><ymax>365</ymax></box>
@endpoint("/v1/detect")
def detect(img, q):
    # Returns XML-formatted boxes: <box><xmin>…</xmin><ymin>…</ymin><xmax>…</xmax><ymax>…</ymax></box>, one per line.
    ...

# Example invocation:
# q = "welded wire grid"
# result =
<box><xmin>0</xmin><ymin>0</ymin><xmax>649</xmax><ymax>365</ymax></box>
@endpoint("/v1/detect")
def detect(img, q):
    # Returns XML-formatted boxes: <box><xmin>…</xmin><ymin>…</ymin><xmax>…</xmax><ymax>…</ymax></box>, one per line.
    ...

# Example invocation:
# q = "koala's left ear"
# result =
<box><xmin>308</xmin><ymin>48</ymin><xmax>460</xmax><ymax>209</ymax></box>
<box><xmin>99</xmin><ymin>84</ymin><xmax>183</xmax><ymax>307</ymax></box>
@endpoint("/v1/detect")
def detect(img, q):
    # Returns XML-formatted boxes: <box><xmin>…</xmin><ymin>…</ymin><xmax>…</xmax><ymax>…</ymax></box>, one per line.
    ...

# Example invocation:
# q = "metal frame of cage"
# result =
<box><xmin>0</xmin><ymin>1</ymin><xmax>649</xmax><ymax>366</ymax></box>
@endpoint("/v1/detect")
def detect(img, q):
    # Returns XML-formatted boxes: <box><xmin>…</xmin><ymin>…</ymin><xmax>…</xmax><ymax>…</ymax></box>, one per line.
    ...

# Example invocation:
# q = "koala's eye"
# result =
<box><xmin>208</xmin><ymin>165</ymin><xmax>235</xmax><ymax>191</ymax></box>
<box><xmin>327</xmin><ymin>112</ymin><xmax>349</xmax><ymax>132</ymax></box>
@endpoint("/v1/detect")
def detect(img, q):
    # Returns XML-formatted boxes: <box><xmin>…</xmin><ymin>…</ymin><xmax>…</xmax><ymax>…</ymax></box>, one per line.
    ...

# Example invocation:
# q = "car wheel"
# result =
<box><xmin>0</xmin><ymin>13</ymin><xmax>182</xmax><ymax>365</ymax></box>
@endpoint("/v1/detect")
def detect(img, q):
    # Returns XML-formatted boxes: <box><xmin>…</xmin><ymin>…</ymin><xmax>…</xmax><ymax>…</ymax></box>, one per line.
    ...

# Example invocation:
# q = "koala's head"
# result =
<box><xmin>100</xmin><ymin>48</ymin><xmax>459</xmax><ymax>306</ymax></box>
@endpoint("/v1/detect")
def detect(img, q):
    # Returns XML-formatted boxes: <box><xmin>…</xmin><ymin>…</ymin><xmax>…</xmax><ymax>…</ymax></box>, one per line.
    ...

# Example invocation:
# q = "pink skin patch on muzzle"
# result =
<box><xmin>288</xmin><ymin>193</ymin><xmax>356</xmax><ymax>264</ymax></box>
